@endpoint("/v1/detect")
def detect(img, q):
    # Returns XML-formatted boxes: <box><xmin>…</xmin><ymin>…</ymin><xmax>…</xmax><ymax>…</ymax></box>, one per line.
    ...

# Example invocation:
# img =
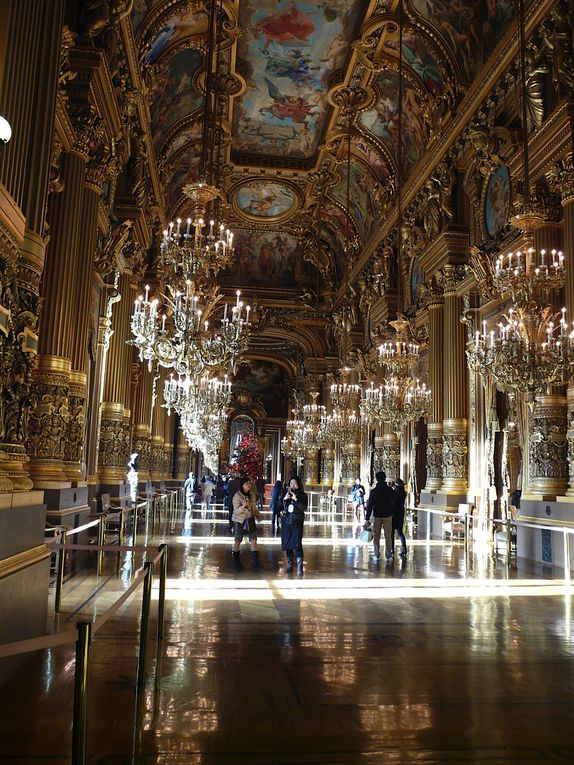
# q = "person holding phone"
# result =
<box><xmin>280</xmin><ymin>475</ymin><xmax>308</xmax><ymax>575</ymax></box>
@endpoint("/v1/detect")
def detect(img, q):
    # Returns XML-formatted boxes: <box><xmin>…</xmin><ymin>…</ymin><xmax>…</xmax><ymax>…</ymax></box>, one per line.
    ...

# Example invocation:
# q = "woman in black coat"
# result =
<box><xmin>270</xmin><ymin>479</ymin><xmax>283</xmax><ymax>535</ymax></box>
<box><xmin>280</xmin><ymin>475</ymin><xmax>307</xmax><ymax>575</ymax></box>
<box><xmin>392</xmin><ymin>478</ymin><xmax>407</xmax><ymax>557</ymax></box>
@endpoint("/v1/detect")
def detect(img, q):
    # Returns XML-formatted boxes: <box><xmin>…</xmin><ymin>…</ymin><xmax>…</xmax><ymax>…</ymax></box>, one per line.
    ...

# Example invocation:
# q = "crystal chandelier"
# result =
<box><xmin>159</xmin><ymin>182</ymin><xmax>235</xmax><ymax>289</ymax></box>
<box><xmin>469</xmin><ymin>306</ymin><xmax>574</xmax><ymax>402</ymax></box>
<box><xmin>131</xmin><ymin>283</ymin><xmax>252</xmax><ymax>375</ymax></box>
<box><xmin>361</xmin><ymin>320</ymin><xmax>431</xmax><ymax>433</ymax></box>
<box><xmin>467</xmin><ymin>0</ymin><xmax>571</xmax><ymax>402</ymax></box>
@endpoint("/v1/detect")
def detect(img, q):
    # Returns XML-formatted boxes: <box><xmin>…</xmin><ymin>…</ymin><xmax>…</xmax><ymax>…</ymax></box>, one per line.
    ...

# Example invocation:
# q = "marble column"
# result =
<box><xmin>440</xmin><ymin>266</ymin><xmax>468</xmax><ymax>493</ymax></box>
<box><xmin>426</xmin><ymin>289</ymin><xmax>444</xmax><ymax>490</ymax></box>
<box><xmin>98</xmin><ymin>273</ymin><xmax>135</xmax><ymax>488</ymax></box>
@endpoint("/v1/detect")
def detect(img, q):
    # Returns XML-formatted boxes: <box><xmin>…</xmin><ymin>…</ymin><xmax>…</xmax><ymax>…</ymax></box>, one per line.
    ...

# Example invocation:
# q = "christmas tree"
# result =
<box><xmin>229</xmin><ymin>433</ymin><xmax>262</xmax><ymax>479</ymax></box>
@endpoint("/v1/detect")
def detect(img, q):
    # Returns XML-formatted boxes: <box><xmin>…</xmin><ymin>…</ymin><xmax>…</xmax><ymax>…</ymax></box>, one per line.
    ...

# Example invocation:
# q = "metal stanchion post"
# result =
<box><xmin>72</xmin><ymin>621</ymin><xmax>92</xmax><ymax>765</ymax></box>
<box><xmin>97</xmin><ymin>516</ymin><xmax>105</xmax><ymax>576</ymax></box>
<box><xmin>133</xmin><ymin>503</ymin><xmax>138</xmax><ymax>546</ymax></box>
<box><xmin>564</xmin><ymin>529</ymin><xmax>571</xmax><ymax>587</ymax></box>
<box><xmin>158</xmin><ymin>544</ymin><xmax>168</xmax><ymax>641</ymax></box>
<box><xmin>426</xmin><ymin>509</ymin><xmax>431</xmax><ymax>543</ymax></box>
<box><xmin>506</xmin><ymin>519</ymin><xmax>512</xmax><ymax>561</ymax></box>
<box><xmin>55</xmin><ymin>533</ymin><xmax>67</xmax><ymax>612</ymax></box>
<box><xmin>137</xmin><ymin>561</ymin><xmax>153</xmax><ymax>689</ymax></box>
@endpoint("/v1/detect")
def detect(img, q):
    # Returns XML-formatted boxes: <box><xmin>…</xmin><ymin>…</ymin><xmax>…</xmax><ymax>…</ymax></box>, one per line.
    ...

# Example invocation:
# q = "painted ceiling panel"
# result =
<box><xmin>150</xmin><ymin>48</ymin><xmax>203</xmax><ymax>135</ymax></box>
<box><xmin>219</xmin><ymin>230</ymin><xmax>318</xmax><ymax>288</ymax></box>
<box><xmin>359</xmin><ymin>70</ymin><xmax>428</xmax><ymax>172</ymax></box>
<box><xmin>410</xmin><ymin>0</ymin><xmax>513</xmax><ymax>82</ymax></box>
<box><xmin>330</xmin><ymin>161</ymin><xmax>379</xmax><ymax>243</ymax></box>
<box><xmin>232</xmin><ymin>0</ymin><xmax>367</xmax><ymax>162</ymax></box>
<box><xmin>142</xmin><ymin>6</ymin><xmax>207</xmax><ymax>65</ymax></box>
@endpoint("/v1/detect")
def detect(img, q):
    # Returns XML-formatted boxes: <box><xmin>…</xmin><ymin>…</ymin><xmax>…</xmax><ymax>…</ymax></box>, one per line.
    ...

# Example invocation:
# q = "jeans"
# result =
<box><xmin>372</xmin><ymin>516</ymin><xmax>393</xmax><ymax>557</ymax></box>
<box><xmin>286</xmin><ymin>544</ymin><xmax>303</xmax><ymax>560</ymax></box>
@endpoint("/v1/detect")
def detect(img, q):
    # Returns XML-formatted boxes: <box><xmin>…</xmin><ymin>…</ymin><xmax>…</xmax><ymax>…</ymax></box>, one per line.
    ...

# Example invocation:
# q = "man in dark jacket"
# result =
<box><xmin>269</xmin><ymin>479</ymin><xmax>283</xmax><ymax>535</ymax></box>
<box><xmin>364</xmin><ymin>471</ymin><xmax>397</xmax><ymax>561</ymax></box>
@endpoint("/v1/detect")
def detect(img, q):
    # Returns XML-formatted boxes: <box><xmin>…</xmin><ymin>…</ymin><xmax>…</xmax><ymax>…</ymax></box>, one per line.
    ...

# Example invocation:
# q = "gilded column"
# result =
<box><xmin>381</xmin><ymin>424</ymin><xmax>400</xmax><ymax>480</ymax></box>
<box><xmin>547</xmin><ymin>156</ymin><xmax>574</xmax><ymax>494</ymax></box>
<box><xmin>163</xmin><ymin>408</ymin><xmax>175</xmax><ymax>481</ymax></box>
<box><xmin>150</xmin><ymin>367</ymin><xmax>167</xmax><ymax>484</ymax></box>
<box><xmin>0</xmin><ymin>0</ymin><xmax>65</xmax><ymax>490</ymax></box>
<box><xmin>527</xmin><ymin>394</ymin><xmax>568</xmax><ymax>498</ymax></box>
<box><xmin>63</xmin><ymin>156</ymin><xmax>104</xmax><ymax>481</ymax></box>
<box><xmin>28</xmin><ymin>151</ymin><xmax>86</xmax><ymax>485</ymax></box>
<box><xmin>373</xmin><ymin>426</ymin><xmax>384</xmax><ymax>474</ymax></box>
<box><xmin>132</xmin><ymin>363</ymin><xmax>154</xmax><ymax>484</ymax></box>
<box><xmin>305</xmin><ymin>448</ymin><xmax>319</xmax><ymax>487</ymax></box>
<box><xmin>425</xmin><ymin>285</ymin><xmax>444</xmax><ymax>490</ymax></box>
<box><xmin>174</xmin><ymin>427</ymin><xmax>190</xmax><ymax>481</ymax></box>
<box><xmin>98</xmin><ymin>273</ymin><xmax>134</xmax><ymax>487</ymax></box>
<box><xmin>320</xmin><ymin>446</ymin><xmax>334</xmax><ymax>486</ymax></box>
<box><xmin>439</xmin><ymin>265</ymin><xmax>468</xmax><ymax>493</ymax></box>
<box><xmin>341</xmin><ymin>439</ymin><xmax>360</xmax><ymax>485</ymax></box>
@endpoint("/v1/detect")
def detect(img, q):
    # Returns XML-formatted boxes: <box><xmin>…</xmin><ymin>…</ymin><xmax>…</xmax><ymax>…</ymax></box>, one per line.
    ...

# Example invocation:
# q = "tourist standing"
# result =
<box><xmin>280</xmin><ymin>476</ymin><xmax>307</xmax><ymax>575</ymax></box>
<box><xmin>392</xmin><ymin>478</ymin><xmax>407</xmax><ymax>557</ymax></box>
<box><xmin>364</xmin><ymin>471</ymin><xmax>397</xmax><ymax>562</ymax></box>
<box><xmin>269</xmin><ymin>479</ymin><xmax>283</xmax><ymax>535</ymax></box>
<box><xmin>231</xmin><ymin>478</ymin><xmax>261</xmax><ymax>570</ymax></box>
<box><xmin>183</xmin><ymin>471</ymin><xmax>195</xmax><ymax>511</ymax></box>
<box><xmin>350</xmin><ymin>478</ymin><xmax>366</xmax><ymax>523</ymax></box>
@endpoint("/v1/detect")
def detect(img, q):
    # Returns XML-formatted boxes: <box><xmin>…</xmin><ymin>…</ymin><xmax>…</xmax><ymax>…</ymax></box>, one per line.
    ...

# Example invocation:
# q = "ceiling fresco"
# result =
<box><xmin>330</xmin><ymin>160</ymin><xmax>379</xmax><ymax>243</ymax></box>
<box><xmin>142</xmin><ymin>5</ymin><xmax>207</xmax><ymax>65</ymax></box>
<box><xmin>232</xmin><ymin>180</ymin><xmax>299</xmax><ymax>221</ymax></box>
<box><xmin>359</xmin><ymin>69</ymin><xmax>428</xmax><ymax>172</ymax></box>
<box><xmin>150</xmin><ymin>48</ymin><xmax>203</xmax><ymax>135</ymax></box>
<box><xmin>230</xmin><ymin>360</ymin><xmax>289</xmax><ymax>418</ymax></box>
<box><xmin>231</xmin><ymin>0</ymin><xmax>366</xmax><ymax>163</ymax></box>
<box><xmin>410</xmin><ymin>0</ymin><xmax>513</xmax><ymax>82</ymax></box>
<box><xmin>130</xmin><ymin>0</ymin><xmax>517</xmax><ymax>310</ymax></box>
<box><xmin>219</xmin><ymin>230</ymin><xmax>318</xmax><ymax>289</ymax></box>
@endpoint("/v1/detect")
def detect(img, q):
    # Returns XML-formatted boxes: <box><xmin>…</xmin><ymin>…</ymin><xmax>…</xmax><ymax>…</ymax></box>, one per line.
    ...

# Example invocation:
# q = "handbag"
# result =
<box><xmin>360</xmin><ymin>528</ymin><xmax>373</xmax><ymax>543</ymax></box>
<box><xmin>242</xmin><ymin>515</ymin><xmax>256</xmax><ymax>533</ymax></box>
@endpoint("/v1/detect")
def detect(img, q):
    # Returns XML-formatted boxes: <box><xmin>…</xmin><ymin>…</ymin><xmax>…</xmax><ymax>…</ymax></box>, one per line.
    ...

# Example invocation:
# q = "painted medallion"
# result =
<box><xmin>234</xmin><ymin>181</ymin><xmax>298</xmax><ymax>220</ymax></box>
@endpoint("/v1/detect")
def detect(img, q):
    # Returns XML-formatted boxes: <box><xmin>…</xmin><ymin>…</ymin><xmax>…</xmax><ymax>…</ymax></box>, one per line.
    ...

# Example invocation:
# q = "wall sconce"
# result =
<box><xmin>0</xmin><ymin>115</ymin><xmax>12</xmax><ymax>145</ymax></box>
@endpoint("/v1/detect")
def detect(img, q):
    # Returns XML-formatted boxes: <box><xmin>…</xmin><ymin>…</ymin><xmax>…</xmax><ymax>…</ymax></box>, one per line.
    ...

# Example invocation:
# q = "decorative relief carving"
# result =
<box><xmin>98</xmin><ymin>416</ymin><xmax>130</xmax><ymax>468</ymax></box>
<box><xmin>546</xmin><ymin>153</ymin><xmax>574</xmax><ymax>204</ymax></box>
<box><xmin>426</xmin><ymin>437</ymin><xmax>443</xmax><ymax>483</ymax></box>
<box><xmin>381</xmin><ymin>443</ymin><xmax>400</xmax><ymax>480</ymax></box>
<box><xmin>529</xmin><ymin>400</ymin><xmax>568</xmax><ymax>484</ymax></box>
<box><xmin>63</xmin><ymin>394</ymin><xmax>86</xmax><ymax>464</ymax></box>
<box><xmin>442</xmin><ymin>432</ymin><xmax>468</xmax><ymax>482</ymax></box>
<box><xmin>27</xmin><ymin>378</ymin><xmax>71</xmax><ymax>460</ymax></box>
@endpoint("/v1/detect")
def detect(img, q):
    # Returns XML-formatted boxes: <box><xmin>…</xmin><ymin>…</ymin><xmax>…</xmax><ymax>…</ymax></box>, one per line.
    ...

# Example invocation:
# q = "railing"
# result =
<box><xmin>417</xmin><ymin>504</ymin><xmax>573</xmax><ymax>586</ymax></box>
<box><xmin>0</xmin><ymin>541</ymin><xmax>169</xmax><ymax>765</ymax></box>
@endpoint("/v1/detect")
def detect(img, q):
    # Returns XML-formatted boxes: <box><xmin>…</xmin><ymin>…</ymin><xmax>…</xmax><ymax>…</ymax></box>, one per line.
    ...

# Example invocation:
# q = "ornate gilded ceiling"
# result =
<box><xmin>130</xmin><ymin>0</ymin><xmax>515</xmax><ymax>304</ymax></box>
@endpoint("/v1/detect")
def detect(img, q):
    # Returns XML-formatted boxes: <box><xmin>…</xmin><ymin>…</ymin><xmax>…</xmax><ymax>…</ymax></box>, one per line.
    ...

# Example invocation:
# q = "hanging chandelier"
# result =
<box><xmin>467</xmin><ymin>0</ymin><xmax>570</xmax><ymax>402</ymax></box>
<box><xmin>131</xmin><ymin>283</ymin><xmax>252</xmax><ymax>375</ymax></box>
<box><xmin>361</xmin><ymin>320</ymin><xmax>431</xmax><ymax>433</ymax></box>
<box><xmin>159</xmin><ymin>184</ymin><xmax>235</xmax><ymax>289</ymax></box>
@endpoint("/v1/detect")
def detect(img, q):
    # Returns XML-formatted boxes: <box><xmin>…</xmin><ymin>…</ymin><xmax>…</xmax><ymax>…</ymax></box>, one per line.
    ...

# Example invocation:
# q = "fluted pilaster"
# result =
<box><xmin>441</xmin><ymin>267</ymin><xmax>468</xmax><ymax>493</ymax></box>
<box><xmin>150</xmin><ymin>368</ymin><xmax>167</xmax><ymax>482</ymax></box>
<box><xmin>321</xmin><ymin>447</ymin><xmax>334</xmax><ymax>486</ymax></box>
<box><xmin>174</xmin><ymin>427</ymin><xmax>190</xmax><ymax>481</ymax></box>
<box><xmin>426</xmin><ymin>293</ymin><xmax>444</xmax><ymax>490</ymax></box>
<box><xmin>28</xmin><ymin>152</ymin><xmax>86</xmax><ymax>486</ymax></box>
<box><xmin>132</xmin><ymin>365</ymin><xmax>154</xmax><ymax>481</ymax></box>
